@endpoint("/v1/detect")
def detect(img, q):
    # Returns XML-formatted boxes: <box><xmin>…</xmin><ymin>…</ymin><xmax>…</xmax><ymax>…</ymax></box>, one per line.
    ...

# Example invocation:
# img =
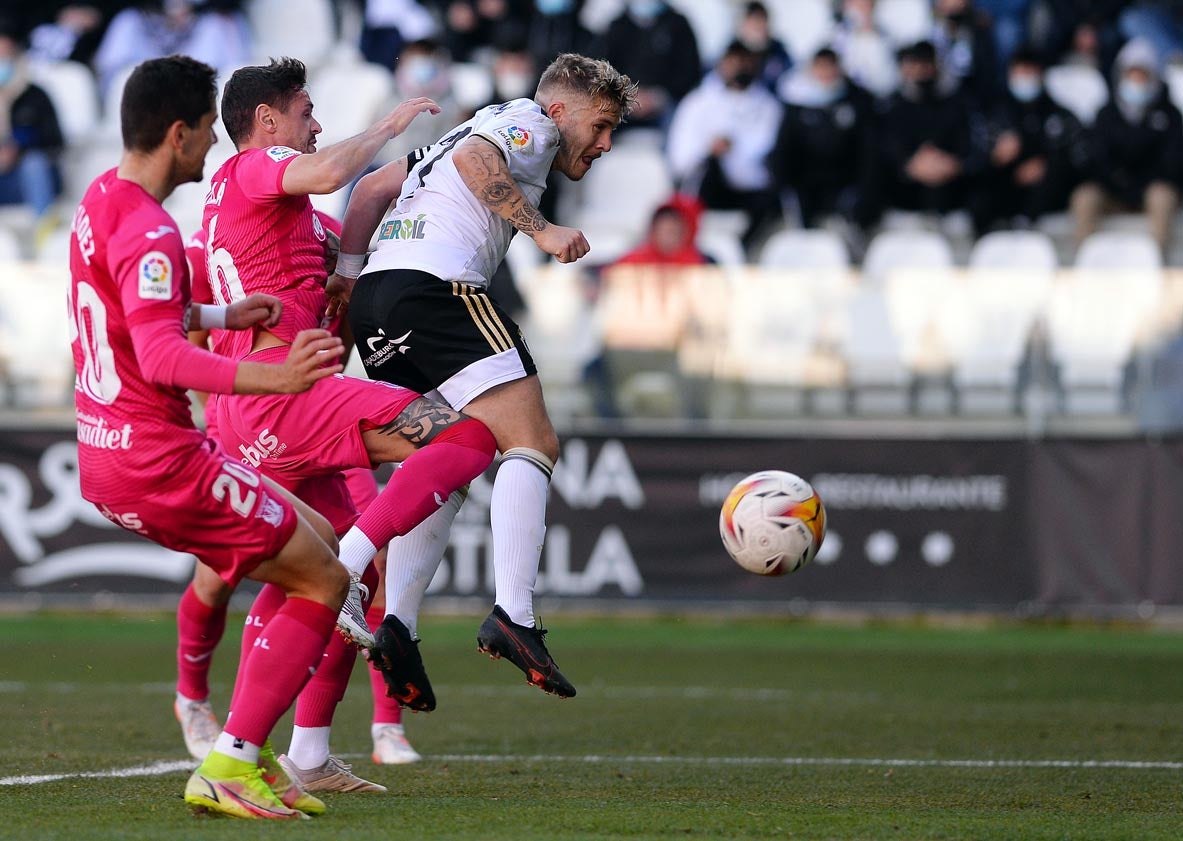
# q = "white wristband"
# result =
<box><xmin>200</xmin><ymin>304</ymin><xmax>227</xmax><ymax>330</ymax></box>
<box><xmin>336</xmin><ymin>252</ymin><xmax>366</xmax><ymax>279</ymax></box>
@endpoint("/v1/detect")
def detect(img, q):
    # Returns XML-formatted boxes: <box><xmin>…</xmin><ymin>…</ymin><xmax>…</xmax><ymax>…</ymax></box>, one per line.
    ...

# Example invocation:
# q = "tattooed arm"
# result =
<box><xmin>453</xmin><ymin>136</ymin><xmax>590</xmax><ymax>263</ymax></box>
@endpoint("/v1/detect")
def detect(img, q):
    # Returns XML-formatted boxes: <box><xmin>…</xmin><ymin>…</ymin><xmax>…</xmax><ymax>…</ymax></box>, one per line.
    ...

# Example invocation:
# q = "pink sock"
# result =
<box><xmin>353</xmin><ymin>419</ymin><xmax>495</xmax><ymax>547</ymax></box>
<box><xmin>224</xmin><ymin>597</ymin><xmax>336</xmax><ymax>747</ymax></box>
<box><xmin>293</xmin><ymin>564</ymin><xmax>379</xmax><ymax>727</ymax></box>
<box><xmin>176</xmin><ymin>584</ymin><xmax>227</xmax><ymax>701</ymax></box>
<box><xmin>229</xmin><ymin>583</ymin><xmax>286</xmax><ymax>716</ymax></box>
<box><xmin>366</xmin><ymin>602</ymin><xmax>403</xmax><ymax>725</ymax></box>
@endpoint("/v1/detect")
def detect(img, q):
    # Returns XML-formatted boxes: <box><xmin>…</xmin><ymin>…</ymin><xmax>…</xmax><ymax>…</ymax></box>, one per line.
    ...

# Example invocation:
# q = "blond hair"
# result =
<box><xmin>537</xmin><ymin>53</ymin><xmax>637</xmax><ymax>117</ymax></box>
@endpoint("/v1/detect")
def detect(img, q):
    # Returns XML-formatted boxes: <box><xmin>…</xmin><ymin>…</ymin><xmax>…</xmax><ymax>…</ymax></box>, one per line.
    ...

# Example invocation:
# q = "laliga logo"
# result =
<box><xmin>141</xmin><ymin>254</ymin><xmax>170</xmax><ymax>285</ymax></box>
<box><xmin>506</xmin><ymin>126</ymin><xmax>530</xmax><ymax>146</ymax></box>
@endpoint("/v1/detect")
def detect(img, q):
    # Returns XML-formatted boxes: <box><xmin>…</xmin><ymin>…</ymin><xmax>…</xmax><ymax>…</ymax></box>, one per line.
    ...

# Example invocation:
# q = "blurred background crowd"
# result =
<box><xmin>5</xmin><ymin>0</ymin><xmax>1183</xmax><ymax>428</ymax></box>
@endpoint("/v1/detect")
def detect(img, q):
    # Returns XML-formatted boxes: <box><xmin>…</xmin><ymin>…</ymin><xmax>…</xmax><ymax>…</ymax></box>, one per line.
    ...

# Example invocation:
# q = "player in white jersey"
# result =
<box><xmin>336</xmin><ymin>54</ymin><xmax>636</xmax><ymax>701</ymax></box>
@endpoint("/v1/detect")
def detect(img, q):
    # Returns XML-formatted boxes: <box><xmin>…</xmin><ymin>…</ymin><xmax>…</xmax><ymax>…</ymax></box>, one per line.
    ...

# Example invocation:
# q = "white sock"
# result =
<box><xmin>490</xmin><ymin>457</ymin><xmax>549</xmax><ymax>628</ymax></box>
<box><xmin>372</xmin><ymin>722</ymin><xmax>405</xmax><ymax>739</ymax></box>
<box><xmin>337</xmin><ymin>528</ymin><xmax>378</xmax><ymax>577</ymax></box>
<box><xmin>286</xmin><ymin>725</ymin><xmax>331</xmax><ymax>771</ymax></box>
<box><xmin>176</xmin><ymin>690</ymin><xmax>205</xmax><ymax>705</ymax></box>
<box><xmin>214</xmin><ymin>731</ymin><xmax>260</xmax><ymax>764</ymax></box>
<box><xmin>385</xmin><ymin>489</ymin><xmax>464</xmax><ymax>637</ymax></box>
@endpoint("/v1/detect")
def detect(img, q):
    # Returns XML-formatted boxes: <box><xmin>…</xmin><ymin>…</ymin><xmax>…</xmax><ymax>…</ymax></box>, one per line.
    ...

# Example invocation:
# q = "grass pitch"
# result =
<box><xmin>0</xmin><ymin>611</ymin><xmax>1180</xmax><ymax>840</ymax></box>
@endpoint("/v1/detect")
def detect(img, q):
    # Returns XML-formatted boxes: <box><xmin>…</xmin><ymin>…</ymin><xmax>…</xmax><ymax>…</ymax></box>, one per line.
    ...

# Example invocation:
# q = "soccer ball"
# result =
<box><xmin>719</xmin><ymin>470</ymin><xmax>826</xmax><ymax>576</ymax></box>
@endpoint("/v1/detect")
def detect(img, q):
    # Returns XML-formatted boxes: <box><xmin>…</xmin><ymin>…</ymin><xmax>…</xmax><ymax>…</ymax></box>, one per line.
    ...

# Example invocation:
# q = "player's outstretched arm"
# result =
<box><xmin>453</xmin><ymin>136</ymin><xmax>590</xmax><ymax>263</ymax></box>
<box><xmin>233</xmin><ymin>329</ymin><xmax>344</xmax><ymax>394</ymax></box>
<box><xmin>281</xmin><ymin>97</ymin><xmax>440</xmax><ymax>197</ymax></box>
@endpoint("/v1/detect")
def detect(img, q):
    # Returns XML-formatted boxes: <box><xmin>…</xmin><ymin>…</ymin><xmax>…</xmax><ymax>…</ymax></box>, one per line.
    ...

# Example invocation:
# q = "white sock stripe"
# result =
<box><xmin>500</xmin><ymin>447</ymin><xmax>554</xmax><ymax>478</ymax></box>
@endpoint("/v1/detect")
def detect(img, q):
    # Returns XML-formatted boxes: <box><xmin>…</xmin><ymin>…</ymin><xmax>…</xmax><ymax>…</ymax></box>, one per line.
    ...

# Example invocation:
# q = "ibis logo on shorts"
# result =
<box><xmin>378</xmin><ymin>214</ymin><xmax>428</xmax><ymax>241</ymax></box>
<box><xmin>238</xmin><ymin>427</ymin><xmax>286</xmax><ymax>467</ymax></box>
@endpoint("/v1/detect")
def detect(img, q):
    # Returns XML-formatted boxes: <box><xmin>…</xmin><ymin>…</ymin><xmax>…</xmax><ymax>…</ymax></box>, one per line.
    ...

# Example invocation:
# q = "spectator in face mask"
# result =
<box><xmin>971</xmin><ymin>48</ymin><xmax>1086</xmax><ymax>233</ymax></box>
<box><xmin>591</xmin><ymin>0</ymin><xmax>701</xmax><ymax>129</ymax></box>
<box><xmin>0</xmin><ymin>27</ymin><xmax>63</xmax><ymax>225</ymax></box>
<box><xmin>736</xmin><ymin>1</ymin><xmax>791</xmax><ymax>91</ymax></box>
<box><xmin>1069</xmin><ymin>37</ymin><xmax>1183</xmax><ymax>256</ymax></box>
<box><xmin>859</xmin><ymin>40</ymin><xmax>983</xmax><ymax>227</ymax></box>
<box><xmin>526</xmin><ymin>0</ymin><xmax>592</xmax><ymax>70</ymax></box>
<box><xmin>930</xmin><ymin>0</ymin><xmax>1000</xmax><ymax>107</ymax></box>
<box><xmin>373</xmin><ymin>38</ymin><xmax>465</xmax><ymax>167</ymax></box>
<box><xmin>667</xmin><ymin>40</ymin><xmax>783</xmax><ymax>254</ymax></box>
<box><xmin>831</xmin><ymin>0</ymin><xmax>898</xmax><ymax>98</ymax></box>
<box><xmin>770</xmin><ymin>47</ymin><xmax>873</xmax><ymax>229</ymax></box>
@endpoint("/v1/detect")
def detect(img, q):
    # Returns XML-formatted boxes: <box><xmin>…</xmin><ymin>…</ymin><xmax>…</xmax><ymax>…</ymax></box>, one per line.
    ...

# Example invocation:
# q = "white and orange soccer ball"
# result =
<box><xmin>719</xmin><ymin>470</ymin><xmax>826</xmax><ymax>576</ymax></box>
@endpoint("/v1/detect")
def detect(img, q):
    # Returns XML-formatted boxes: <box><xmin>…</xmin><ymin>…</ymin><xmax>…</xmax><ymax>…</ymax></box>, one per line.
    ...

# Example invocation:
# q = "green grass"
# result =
<box><xmin>1</xmin><ymin>612</ymin><xmax>1181</xmax><ymax>840</ymax></box>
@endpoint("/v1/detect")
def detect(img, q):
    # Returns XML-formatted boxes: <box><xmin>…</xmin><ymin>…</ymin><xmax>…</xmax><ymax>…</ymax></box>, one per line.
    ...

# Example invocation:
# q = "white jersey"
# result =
<box><xmin>362</xmin><ymin>98</ymin><xmax>560</xmax><ymax>288</ymax></box>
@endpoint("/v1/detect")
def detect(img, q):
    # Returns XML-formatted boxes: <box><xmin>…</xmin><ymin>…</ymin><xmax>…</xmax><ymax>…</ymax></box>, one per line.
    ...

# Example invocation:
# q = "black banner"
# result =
<box><xmin>0</xmin><ymin>429</ymin><xmax>1043</xmax><ymax>607</ymax></box>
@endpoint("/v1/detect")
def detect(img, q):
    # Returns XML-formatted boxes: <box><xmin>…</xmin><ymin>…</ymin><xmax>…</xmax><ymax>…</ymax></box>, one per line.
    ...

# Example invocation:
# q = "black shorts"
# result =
<box><xmin>349</xmin><ymin>268</ymin><xmax>537</xmax><ymax>410</ymax></box>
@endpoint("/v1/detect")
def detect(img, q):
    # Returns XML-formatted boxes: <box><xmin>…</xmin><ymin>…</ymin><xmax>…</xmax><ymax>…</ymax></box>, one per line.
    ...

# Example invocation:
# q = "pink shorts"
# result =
<box><xmin>94</xmin><ymin>438</ymin><xmax>297</xmax><ymax>588</ymax></box>
<box><xmin>292</xmin><ymin>472</ymin><xmax>359</xmax><ymax>536</ymax></box>
<box><xmin>215</xmin><ymin>347</ymin><xmax>420</xmax><ymax>486</ymax></box>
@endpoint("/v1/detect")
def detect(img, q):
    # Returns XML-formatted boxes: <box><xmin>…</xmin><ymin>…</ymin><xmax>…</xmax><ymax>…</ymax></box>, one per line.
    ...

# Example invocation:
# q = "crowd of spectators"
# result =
<box><xmin>7</xmin><ymin>0</ymin><xmax>1183</xmax><ymax>262</ymax></box>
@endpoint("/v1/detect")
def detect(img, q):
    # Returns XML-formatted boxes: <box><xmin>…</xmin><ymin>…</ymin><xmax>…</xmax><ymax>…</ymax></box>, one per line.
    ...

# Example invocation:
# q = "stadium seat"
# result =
<box><xmin>839</xmin><ymin>286</ymin><xmax>910</xmax><ymax>414</ymax></box>
<box><xmin>666</xmin><ymin>0</ymin><xmax>734</xmax><ymax>65</ymax></box>
<box><xmin>861</xmin><ymin>229</ymin><xmax>953</xmax><ymax>286</ymax></box>
<box><xmin>968</xmin><ymin>230</ymin><xmax>1059</xmax><ymax>273</ymax></box>
<box><xmin>572</xmin><ymin>145</ymin><xmax>673</xmax><ymax>233</ymax></box>
<box><xmin>716</xmin><ymin>267</ymin><xmax>821</xmax><ymax>415</ymax></box>
<box><xmin>246</xmin><ymin>0</ymin><xmax>336</xmax><ymax>70</ymax></box>
<box><xmin>309</xmin><ymin>60</ymin><xmax>393</xmax><ymax>147</ymax></box>
<box><xmin>0</xmin><ymin>263</ymin><xmax>73</xmax><ymax>408</ymax></box>
<box><xmin>758</xmin><ymin>227</ymin><xmax>850</xmax><ymax>270</ymax></box>
<box><xmin>766</xmin><ymin>0</ymin><xmax>834</xmax><ymax>63</ymax></box>
<box><xmin>450</xmin><ymin>62</ymin><xmax>495</xmax><ymax>111</ymax></box>
<box><xmin>1075</xmin><ymin>230</ymin><xmax>1163</xmax><ymax>271</ymax></box>
<box><xmin>517</xmin><ymin>262</ymin><xmax>597</xmax><ymax>420</ymax></box>
<box><xmin>29</xmin><ymin>60</ymin><xmax>100</xmax><ymax>146</ymax></box>
<box><xmin>697</xmin><ymin>229</ymin><xmax>746</xmax><ymax>266</ymax></box>
<box><xmin>1166</xmin><ymin>64</ymin><xmax>1183</xmax><ymax>112</ymax></box>
<box><xmin>0</xmin><ymin>226</ymin><xmax>21</xmax><ymax>262</ymax></box>
<box><xmin>874</xmin><ymin>0</ymin><xmax>934</xmax><ymax>46</ymax></box>
<box><xmin>96</xmin><ymin>64</ymin><xmax>136</xmax><ymax>141</ymax></box>
<box><xmin>1044</xmin><ymin>64</ymin><xmax>1108</xmax><ymax>125</ymax></box>
<box><xmin>950</xmin><ymin>263</ymin><xmax>1054</xmax><ymax>414</ymax></box>
<box><xmin>1045</xmin><ymin>270</ymin><xmax>1160</xmax><ymax>415</ymax></box>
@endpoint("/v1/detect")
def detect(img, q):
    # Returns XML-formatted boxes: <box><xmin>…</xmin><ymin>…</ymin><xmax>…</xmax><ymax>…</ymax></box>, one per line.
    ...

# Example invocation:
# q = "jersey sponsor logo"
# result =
<box><xmin>312</xmin><ymin>212</ymin><xmax>326</xmax><ymax>241</ymax></box>
<box><xmin>238</xmin><ymin>427</ymin><xmax>286</xmax><ymax>467</ymax></box>
<box><xmin>491</xmin><ymin>125</ymin><xmax>531</xmax><ymax>153</ymax></box>
<box><xmin>362</xmin><ymin>328</ymin><xmax>412</xmax><ymax>369</ymax></box>
<box><xmin>266</xmin><ymin>145</ymin><xmax>300</xmax><ymax>162</ymax></box>
<box><xmin>76</xmin><ymin>413</ymin><xmax>134</xmax><ymax>450</ymax></box>
<box><xmin>378</xmin><ymin>214</ymin><xmax>428</xmax><ymax>241</ymax></box>
<box><xmin>98</xmin><ymin>504</ymin><xmax>146</xmax><ymax>534</ymax></box>
<box><xmin>138</xmin><ymin>251</ymin><xmax>173</xmax><ymax>300</ymax></box>
<box><xmin>144</xmin><ymin>224</ymin><xmax>176</xmax><ymax>240</ymax></box>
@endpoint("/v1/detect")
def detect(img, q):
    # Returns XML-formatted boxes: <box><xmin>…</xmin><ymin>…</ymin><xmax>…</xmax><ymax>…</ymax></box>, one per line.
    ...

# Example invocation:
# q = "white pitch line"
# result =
<box><xmin>0</xmin><ymin>759</ymin><xmax>194</xmax><ymax>786</ymax></box>
<box><xmin>3</xmin><ymin>754</ymin><xmax>1181</xmax><ymax>786</ymax></box>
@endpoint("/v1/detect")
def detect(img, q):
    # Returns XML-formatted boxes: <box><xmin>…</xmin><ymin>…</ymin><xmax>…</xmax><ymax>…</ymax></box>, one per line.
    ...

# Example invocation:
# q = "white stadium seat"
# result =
<box><xmin>969</xmin><ymin>230</ymin><xmax>1059</xmax><ymax>272</ymax></box>
<box><xmin>759</xmin><ymin>228</ymin><xmax>850</xmax><ymax>270</ymax></box>
<box><xmin>666</xmin><ymin>0</ymin><xmax>734</xmax><ymax>65</ymax></box>
<box><xmin>1075</xmin><ymin>230</ymin><xmax>1162</xmax><ymax>271</ymax></box>
<box><xmin>874</xmin><ymin>0</ymin><xmax>934</xmax><ymax>46</ymax></box>
<box><xmin>1045</xmin><ymin>64</ymin><xmax>1109</xmax><ymax>125</ymax></box>
<box><xmin>861</xmin><ymin>229</ymin><xmax>953</xmax><ymax>286</ymax></box>
<box><xmin>449</xmin><ymin>62</ymin><xmax>494</xmax><ymax>111</ymax></box>
<box><xmin>247</xmin><ymin>0</ymin><xmax>336</xmax><ymax>70</ymax></box>
<box><xmin>309</xmin><ymin>60</ymin><xmax>393</xmax><ymax>146</ymax></box>
<box><xmin>573</xmin><ymin>145</ymin><xmax>673</xmax><ymax>233</ymax></box>
<box><xmin>29</xmin><ymin>60</ymin><xmax>100</xmax><ymax>146</ymax></box>
<box><xmin>840</xmin><ymin>286</ymin><xmax>910</xmax><ymax>414</ymax></box>
<box><xmin>766</xmin><ymin>0</ymin><xmax>835</xmax><ymax>63</ymax></box>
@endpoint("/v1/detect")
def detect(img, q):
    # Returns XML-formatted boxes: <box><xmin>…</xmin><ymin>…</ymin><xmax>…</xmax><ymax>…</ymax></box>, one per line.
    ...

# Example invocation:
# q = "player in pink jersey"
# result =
<box><xmin>175</xmin><ymin>224</ymin><xmax>420</xmax><ymax>771</ymax></box>
<box><xmin>199</xmin><ymin>58</ymin><xmax>496</xmax><ymax>778</ymax></box>
<box><xmin>69</xmin><ymin>55</ymin><xmax>351</xmax><ymax>821</ymax></box>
